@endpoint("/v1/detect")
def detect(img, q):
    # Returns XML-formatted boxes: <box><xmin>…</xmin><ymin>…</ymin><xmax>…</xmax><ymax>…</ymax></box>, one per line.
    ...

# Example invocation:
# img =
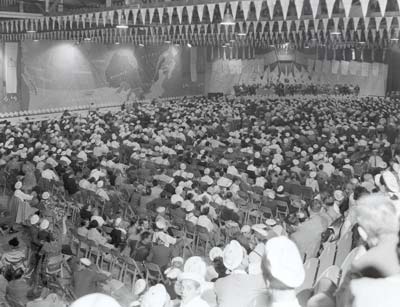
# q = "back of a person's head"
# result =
<box><xmin>70</xmin><ymin>293</ymin><xmax>121</xmax><ymax>307</ymax></box>
<box><xmin>355</xmin><ymin>194</ymin><xmax>399</xmax><ymax>241</ymax></box>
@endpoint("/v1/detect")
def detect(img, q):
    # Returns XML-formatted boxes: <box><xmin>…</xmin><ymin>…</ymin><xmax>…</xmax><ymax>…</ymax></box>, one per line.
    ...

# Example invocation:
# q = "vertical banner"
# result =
<box><xmin>361</xmin><ymin>62</ymin><xmax>370</xmax><ymax>77</ymax></box>
<box><xmin>5</xmin><ymin>42</ymin><xmax>18</xmax><ymax>94</ymax></box>
<box><xmin>341</xmin><ymin>61</ymin><xmax>349</xmax><ymax>75</ymax></box>
<box><xmin>190</xmin><ymin>47</ymin><xmax>198</xmax><ymax>82</ymax></box>
<box><xmin>331</xmin><ymin>60</ymin><xmax>340</xmax><ymax>74</ymax></box>
<box><xmin>372</xmin><ymin>62</ymin><xmax>380</xmax><ymax>76</ymax></box>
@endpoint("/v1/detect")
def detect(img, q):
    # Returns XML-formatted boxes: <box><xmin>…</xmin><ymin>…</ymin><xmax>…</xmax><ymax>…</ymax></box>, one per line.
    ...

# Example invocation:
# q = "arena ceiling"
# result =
<box><xmin>0</xmin><ymin>0</ymin><xmax>400</xmax><ymax>47</ymax></box>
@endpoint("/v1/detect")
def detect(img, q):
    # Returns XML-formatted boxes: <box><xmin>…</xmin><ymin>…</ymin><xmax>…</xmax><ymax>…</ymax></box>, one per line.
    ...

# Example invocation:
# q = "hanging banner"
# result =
<box><xmin>208</xmin><ymin>3</ymin><xmax>216</xmax><ymax>22</ymax></box>
<box><xmin>343</xmin><ymin>0</ymin><xmax>353</xmax><ymax>17</ymax></box>
<box><xmin>167</xmin><ymin>7</ymin><xmax>174</xmax><ymax>24</ymax></box>
<box><xmin>341</xmin><ymin>61</ymin><xmax>349</xmax><ymax>75</ymax></box>
<box><xmin>254</xmin><ymin>0</ymin><xmax>263</xmax><ymax>20</ymax></box>
<box><xmin>349</xmin><ymin>61</ymin><xmax>361</xmax><ymax>75</ymax></box>
<box><xmin>241</xmin><ymin>1</ymin><xmax>251</xmax><ymax>20</ymax></box>
<box><xmin>307</xmin><ymin>58</ymin><xmax>315</xmax><ymax>72</ymax></box>
<box><xmin>280</xmin><ymin>0</ymin><xmax>290</xmax><ymax>20</ymax></box>
<box><xmin>5</xmin><ymin>42</ymin><xmax>18</xmax><ymax>94</ymax></box>
<box><xmin>360</xmin><ymin>0</ymin><xmax>369</xmax><ymax>18</ymax></box>
<box><xmin>361</xmin><ymin>62</ymin><xmax>370</xmax><ymax>76</ymax></box>
<box><xmin>310</xmin><ymin>0</ymin><xmax>319</xmax><ymax>18</ymax></box>
<box><xmin>219</xmin><ymin>2</ymin><xmax>226</xmax><ymax>17</ymax></box>
<box><xmin>322</xmin><ymin>60</ymin><xmax>331</xmax><ymax>74</ymax></box>
<box><xmin>231</xmin><ymin>1</ymin><xmax>239</xmax><ymax>18</ymax></box>
<box><xmin>372</xmin><ymin>62</ymin><xmax>380</xmax><ymax>76</ymax></box>
<box><xmin>190</xmin><ymin>47</ymin><xmax>198</xmax><ymax>82</ymax></box>
<box><xmin>315</xmin><ymin>60</ymin><xmax>322</xmax><ymax>73</ymax></box>
<box><xmin>176</xmin><ymin>6</ymin><xmax>183</xmax><ymax>24</ymax></box>
<box><xmin>377</xmin><ymin>0</ymin><xmax>387</xmax><ymax>16</ymax></box>
<box><xmin>331</xmin><ymin>60</ymin><xmax>340</xmax><ymax>74</ymax></box>
<box><xmin>187</xmin><ymin>5</ymin><xmax>194</xmax><ymax>24</ymax></box>
<box><xmin>295</xmin><ymin>0</ymin><xmax>304</xmax><ymax>18</ymax></box>
<box><xmin>267</xmin><ymin>0</ymin><xmax>276</xmax><ymax>19</ymax></box>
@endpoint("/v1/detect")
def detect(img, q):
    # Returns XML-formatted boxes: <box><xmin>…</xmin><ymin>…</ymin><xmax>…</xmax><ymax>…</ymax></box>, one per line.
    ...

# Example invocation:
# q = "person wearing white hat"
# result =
<box><xmin>305</xmin><ymin>171</ymin><xmax>319</xmax><ymax>193</ymax></box>
<box><xmin>72</xmin><ymin>259</ymin><xmax>110</xmax><ymax>298</ymax></box>
<box><xmin>70</xmin><ymin>293</ymin><xmax>121</xmax><ymax>307</ymax></box>
<box><xmin>177</xmin><ymin>272</ymin><xmax>209</xmax><ymax>307</ymax></box>
<box><xmin>214</xmin><ymin>240</ymin><xmax>268</xmax><ymax>307</ymax></box>
<box><xmin>262</xmin><ymin>236</ymin><xmax>305</xmax><ymax>307</ymax></box>
<box><xmin>141</xmin><ymin>284</ymin><xmax>170</xmax><ymax>307</ymax></box>
<box><xmin>13</xmin><ymin>181</ymin><xmax>34</xmax><ymax>202</ymax></box>
<box><xmin>95</xmin><ymin>180</ymin><xmax>110</xmax><ymax>201</ymax></box>
<box><xmin>343</xmin><ymin>158</ymin><xmax>354</xmax><ymax>176</ymax></box>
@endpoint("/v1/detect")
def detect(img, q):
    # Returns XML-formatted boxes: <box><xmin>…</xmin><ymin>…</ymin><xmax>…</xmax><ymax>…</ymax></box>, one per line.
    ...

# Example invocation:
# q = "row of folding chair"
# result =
<box><xmin>297</xmin><ymin>231</ymin><xmax>353</xmax><ymax>293</ymax></box>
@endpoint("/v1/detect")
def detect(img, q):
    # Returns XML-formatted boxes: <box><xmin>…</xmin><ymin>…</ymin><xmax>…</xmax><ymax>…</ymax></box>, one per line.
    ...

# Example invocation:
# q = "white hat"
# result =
<box><xmin>333</xmin><ymin>190</ymin><xmax>344</xmax><ymax>202</ymax></box>
<box><xmin>184</xmin><ymin>256</ymin><xmax>207</xmax><ymax>278</ymax></box>
<box><xmin>382</xmin><ymin>170</ymin><xmax>400</xmax><ymax>193</ymax></box>
<box><xmin>171</xmin><ymin>257</ymin><xmax>184</xmax><ymax>265</ymax></box>
<box><xmin>133</xmin><ymin>279</ymin><xmax>146</xmax><ymax>296</ymax></box>
<box><xmin>241</xmin><ymin>225</ymin><xmax>251</xmax><ymax>234</ymax></box>
<box><xmin>156</xmin><ymin>207</ymin><xmax>166</xmax><ymax>214</ymax></box>
<box><xmin>180</xmin><ymin>163</ymin><xmax>186</xmax><ymax>170</ymax></box>
<box><xmin>223</xmin><ymin>240</ymin><xmax>244</xmax><ymax>271</ymax></box>
<box><xmin>155</xmin><ymin>219</ymin><xmax>166</xmax><ymax>230</ymax></box>
<box><xmin>70</xmin><ymin>293</ymin><xmax>121</xmax><ymax>307</ymax></box>
<box><xmin>178</xmin><ymin>272</ymin><xmax>205</xmax><ymax>286</ymax></box>
<box><xmin>60</xmin><ymin>156</ymin><xmax>71</xmax><ymax>165</ymax></box>
<box><xmin>252</xmin><ymin>224</ymin><xmax>269</xmax><ymax>237</ymax></box>
<box><xmin>164</xmin><ymin>267</ymin><xmax>182</xmax><ymax>280</ymax></box>
<box><xmin>264</xmin><ymin>236</ymin><xmax>305</xmax><ymax>288</ymax></box>
<box><xmin>40</xmin><ymin>219</ymin><xmax>50</xmax><ymax>230</ymax></box>
<box><xmin>310</xmin><ymin>171</ymin><xmax>317</xmax><ymax>178</ymax></box>
<box><xmin>30</xmin><ymin>214</ymin><xmax>40</xmax><ymax>225</ymax></box>
<box><xmin>97</xmin><ymin>181</ymin><xmax>104</xmax><ymax>188</ymax></box>
<box><xmin>293</xmin><ymin>159</ymin><xmax>299</xmax><ymax>166</ymax></box>
<box><xmin>91</xmin><ymin>216</ymin><xmax>105</xmax><ymax>227</ymax></box>
<box><xmin>185</xmin><ymin>202</ymin><xmax>195</xmax><ymax>212</ymax></box>
<box><xmin>14</xmin><ymin>181</ymin><xmax>22</xmax><ymax>189</ymax></box>
<box><xmin>265</xmin><ymin>219</ymin><xmax>277</xmax><ymax>227</ymax></box>
<box><xmin>42</xmin><ymin>192</ymin><xmax>50</xmax><ymax>200</ymax></box>
<box><xmin>114</xmin><ymin>218</ymin><xmax>122</xmax><ymax>227</ymax></box>
<box><xmin>139</xmin><ymin>284</ymin><xmax>169</xmax><ymax>307</ymax></box>
<box><xmin>204</xmin><ymin>168</ymin><xmax>210</xmax><ymax>175</ymax></box>
<box><xmin>80</xmin><ymin>258</ymin><xmax>91</xmax><ymax>266</ymax></box>
<box><xmin>209</xmin><ymin>247</ymin><xmax>224</xmax><ymax>261</ymax></box>
<box><xmin>171</xmin><ymin>194</ymin><xmax>183</xmax><ymax>204</ymax></box>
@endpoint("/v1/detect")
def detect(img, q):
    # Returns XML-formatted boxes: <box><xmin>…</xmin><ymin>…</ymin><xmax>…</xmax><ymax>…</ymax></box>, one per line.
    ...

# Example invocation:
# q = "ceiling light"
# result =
<box><xmin>221</xmin><ymin>12</ymin><xmax>235</xmax><ymax>26</ymax></box>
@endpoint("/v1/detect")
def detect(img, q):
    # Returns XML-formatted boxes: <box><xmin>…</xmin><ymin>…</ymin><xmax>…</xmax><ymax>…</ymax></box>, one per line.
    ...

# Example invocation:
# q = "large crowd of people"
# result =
<box><xmin>0</xmin><ymin>93</ymin><xmax>399</xmax><ymax>307</ymax></box>
<box><xmin>233</xmin><ymin>82</ymin><xmax>360</xmax><ymax>96</ymax></box>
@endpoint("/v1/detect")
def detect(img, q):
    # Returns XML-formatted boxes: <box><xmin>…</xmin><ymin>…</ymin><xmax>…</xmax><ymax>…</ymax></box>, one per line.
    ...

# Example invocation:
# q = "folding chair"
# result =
<box><xmin>334</xmin><ymin>232</ymin><xmax>353</xmax><ymax>267</ymax></box>
<box><xmin>45</xmin><ymin>254</ymin><xmax>65</xmax><ymax>279</ymax></box>
<box><xmin>195</xmin><ymin>225</ymin><xmax>211</xmax><ymax>256</ymax></box>
<box><xmin>275</xmin><ymin>201</ymin><xmax>289</xmax><ymax>219</ymax></box>
<box><xmin>144</xmin><ymin>262</ymin><xmax>166</xmax><ymax>284</ymax></box>
<box><xmin>121</xmin><ymin>256</ymin><xmax>146</xmax><ymax>290</ymax></box>
<box><xmin>316</xmin><ymin>242</ymin><xmax>337</xmax><ymax>280</ymax></box>
<box><xmin>296</xmin><ymin>258</ymin><xmax>319</xmax><ymax>293</ymax></box>
<box><xmin>184</xmin><ymin>220</ymin><xmax>197</xmax><ymax>251</ymax></box>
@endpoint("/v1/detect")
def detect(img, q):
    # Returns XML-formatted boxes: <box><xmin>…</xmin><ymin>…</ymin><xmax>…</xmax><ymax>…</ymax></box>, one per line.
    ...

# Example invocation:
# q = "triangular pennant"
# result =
<box><xmin>254</xmin><ymin>0</ymin><xmax>263</xmax><ymax>20</ymax></box>
<box><xmin>241</xmin><ymin>1</ymin><xmax>251</xmax><ymax>20</ymax></box>
<box><xmin>260</xmin><ymin>20</ymin><xmax>267</xmax><ymax>32</ymax></box>
<box><xmin>140</xmin><ymin>9</ymin><xmax>147</xmax><ymax>24</ymax></box>
<box><xmin>333</xmin><ymin>17</ymin><xmax>339</xmax><ymax>32</ymax></box>
<box><xmin>219</xmin><ymin>2</ymin><xmax>226</xmax><ymax>17</ymax></box>
<box><xmin>280</xmin><ymin>0</ymin><xmax>290</xmax><ymax>20</ymax></box>
<box><xmin>148</xmin><ymin>8</ymin><xmax>155</xmax><ymax>23</ymax></box>
<box><xmin>353</xmin><ymin>17</ymin><xmax>360</xmax><ymax>30</ymax></box>
<box><xmin>386</xmin><ymin>16</ymin><xmax>393</xmax><ymax>30</ymax></box>
<box><xmin>198</xmin><ymin>5</ymin><xmax>205</xmax><ymax>22</ymax></box>
<box><xmin>167</xmin><ymin>7</ymin><xmax>174</xmax><ymax>24</ymax></box>
<box><xmin>360</xmin><ymin>0</ymin><xmax>369</xmax><ymax>18</ymax></box>
<box><xmin>377</xmin><ymin>0</ymin><xmax>387</xmax><ymax>16</ymax></box>
<box><xmin>267</xmin><ymin>0</ymin><xmax>276</xmax><ymax>19</ymax></box>
<box><xmin>295</xmin><ymin>0</ymin><xmax>304</xmax><ymax>18</ymax></box>
<box><xmin>322</xmin><ymin>18</ymin><xmax>328</xmax><ymax>32</ymax></box>
<box><xmin>186</xmin><ymin>5</ymin><xmax>194</xmax><ymax>24</ymax></box>
<box><xmin>343</xmin><ymin>0</ymin><xmax>352</xmax><ymax>17</ymax></box>
<box><xmin>310</xmin><ymin>0</ymin><xmax>319</xmax><ymax>19</ymax></box>
<box><xmin>327</xmin><ymin>0</ymin><xmax>335</xmax><ymax>18</ymax></box>
<box><xmin>278</xmin><ymin>20</ymin><xmax>283</xmax><ymax>32</ymax></box>
<box><xmin>364</xmin><ymin>17</ymin><xmax>370</xmax><ymax>29</ymax></box>
<box><xmin>129</xmin><ymin>9</ymin><xmax>136</xmax><ymax>25</ymax></box>
<box><xmin>207</xmin><ymin>3</ymin><xmax>216</xmax><ymax>22</ymax></box>
<box><xmin>304</xmin><ymin>19</ymin><xmax>310</xmax><ymax>32</ymax></box>
<box><xmin>230</xmin><ymin>1</ymin><xmax>239</xmax><ymax>18</ymax></box>
<box><xmin>375</xmin><ymin>16</ymin><xmax>382</xmax><ymax>31</ymax></box>
<box><xmin>176</xmin><ymin>6</ymin><xmax>184</xmax><ymax>24</ymax></box>
<box><xmin>295</xmin><ymin>19</ymin><xmax>300</xmax><ymax>32</ymax></box>
<box><xmin>269</xmin><ymin>20</ymin><xmax>274</xmax><ymax>34</ymax></box>
<box><xmin>343</xmin><ymin>17</ymin><xmax>349</xmax><ymax>32</ymax></box>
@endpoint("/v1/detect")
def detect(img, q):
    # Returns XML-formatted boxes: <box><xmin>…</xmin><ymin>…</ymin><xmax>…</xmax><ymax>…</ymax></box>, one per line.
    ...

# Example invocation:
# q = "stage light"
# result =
<box><xmin>391</xmin><ymin>38</ymin><xmax>399</xmax><ymax>41</ymax></box>
<box><xmin>237</xmin><ymin>32</ymin><xmax>246</xmax><ymax>36</ymax></box>
<box><xmin>115</xmin><ymin>41</ymin><xmax>120</xmax><ymax>45</ymax></box>
<box><xmin>330</xmin><ymin>31</ymin><xmax>341</xmax><ymax>35</ymax></box>
<box><xmin>165</xmin><ymin>40</ymin><xmax>171</xmax><ymax>44</ymax></box>
<box><xmin>221</xmin><ymin>12</ymin><xmax>235</xmax><ymax>26</ymax></box>
<box><xmin>84</xmin><ymin>37</ymin><xmax>91</xmax><ymax>41</ymax></box>
<box><xmin>187</xmin><ymin>43</ymin><xmax>192</xmax><ymax>48</ymax></box>
<box><xmin>139</xmin><ymin>43</ymin><xmax>144</xmax><ymax>47</ymax></box>
<box><xmin>33</xmin><ymin>39</ymin><xmax>39</xmax><ymax>42</ymax></box>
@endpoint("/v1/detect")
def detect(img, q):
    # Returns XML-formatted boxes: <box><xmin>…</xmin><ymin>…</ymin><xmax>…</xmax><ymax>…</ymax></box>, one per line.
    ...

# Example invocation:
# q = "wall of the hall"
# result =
<box><xmin>7</xmin><ymin>41</ymin><xmax>206</xmax><ymax>112</ymax></box>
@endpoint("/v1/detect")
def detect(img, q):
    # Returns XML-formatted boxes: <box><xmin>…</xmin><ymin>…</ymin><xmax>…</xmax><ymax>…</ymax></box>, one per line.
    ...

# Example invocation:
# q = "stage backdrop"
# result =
<box><xmin>15</xmin><ymin>41</ymin><xmax>206</xmax><ymax>111</ymax></box>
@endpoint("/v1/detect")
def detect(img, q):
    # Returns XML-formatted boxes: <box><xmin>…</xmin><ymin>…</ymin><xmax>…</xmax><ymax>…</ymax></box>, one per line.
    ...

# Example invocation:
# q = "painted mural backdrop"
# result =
<box><xmin>20</xmin><ymin>41</ymin><xmax>205</xmax><ymax>110</ymax></box>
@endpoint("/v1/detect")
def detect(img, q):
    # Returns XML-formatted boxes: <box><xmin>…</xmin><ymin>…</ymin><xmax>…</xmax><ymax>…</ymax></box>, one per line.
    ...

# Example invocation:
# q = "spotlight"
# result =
<box><xmin>187</xmin><ymin>43</ymin><xmax>192</xmax><ymax>48</ymax></box>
